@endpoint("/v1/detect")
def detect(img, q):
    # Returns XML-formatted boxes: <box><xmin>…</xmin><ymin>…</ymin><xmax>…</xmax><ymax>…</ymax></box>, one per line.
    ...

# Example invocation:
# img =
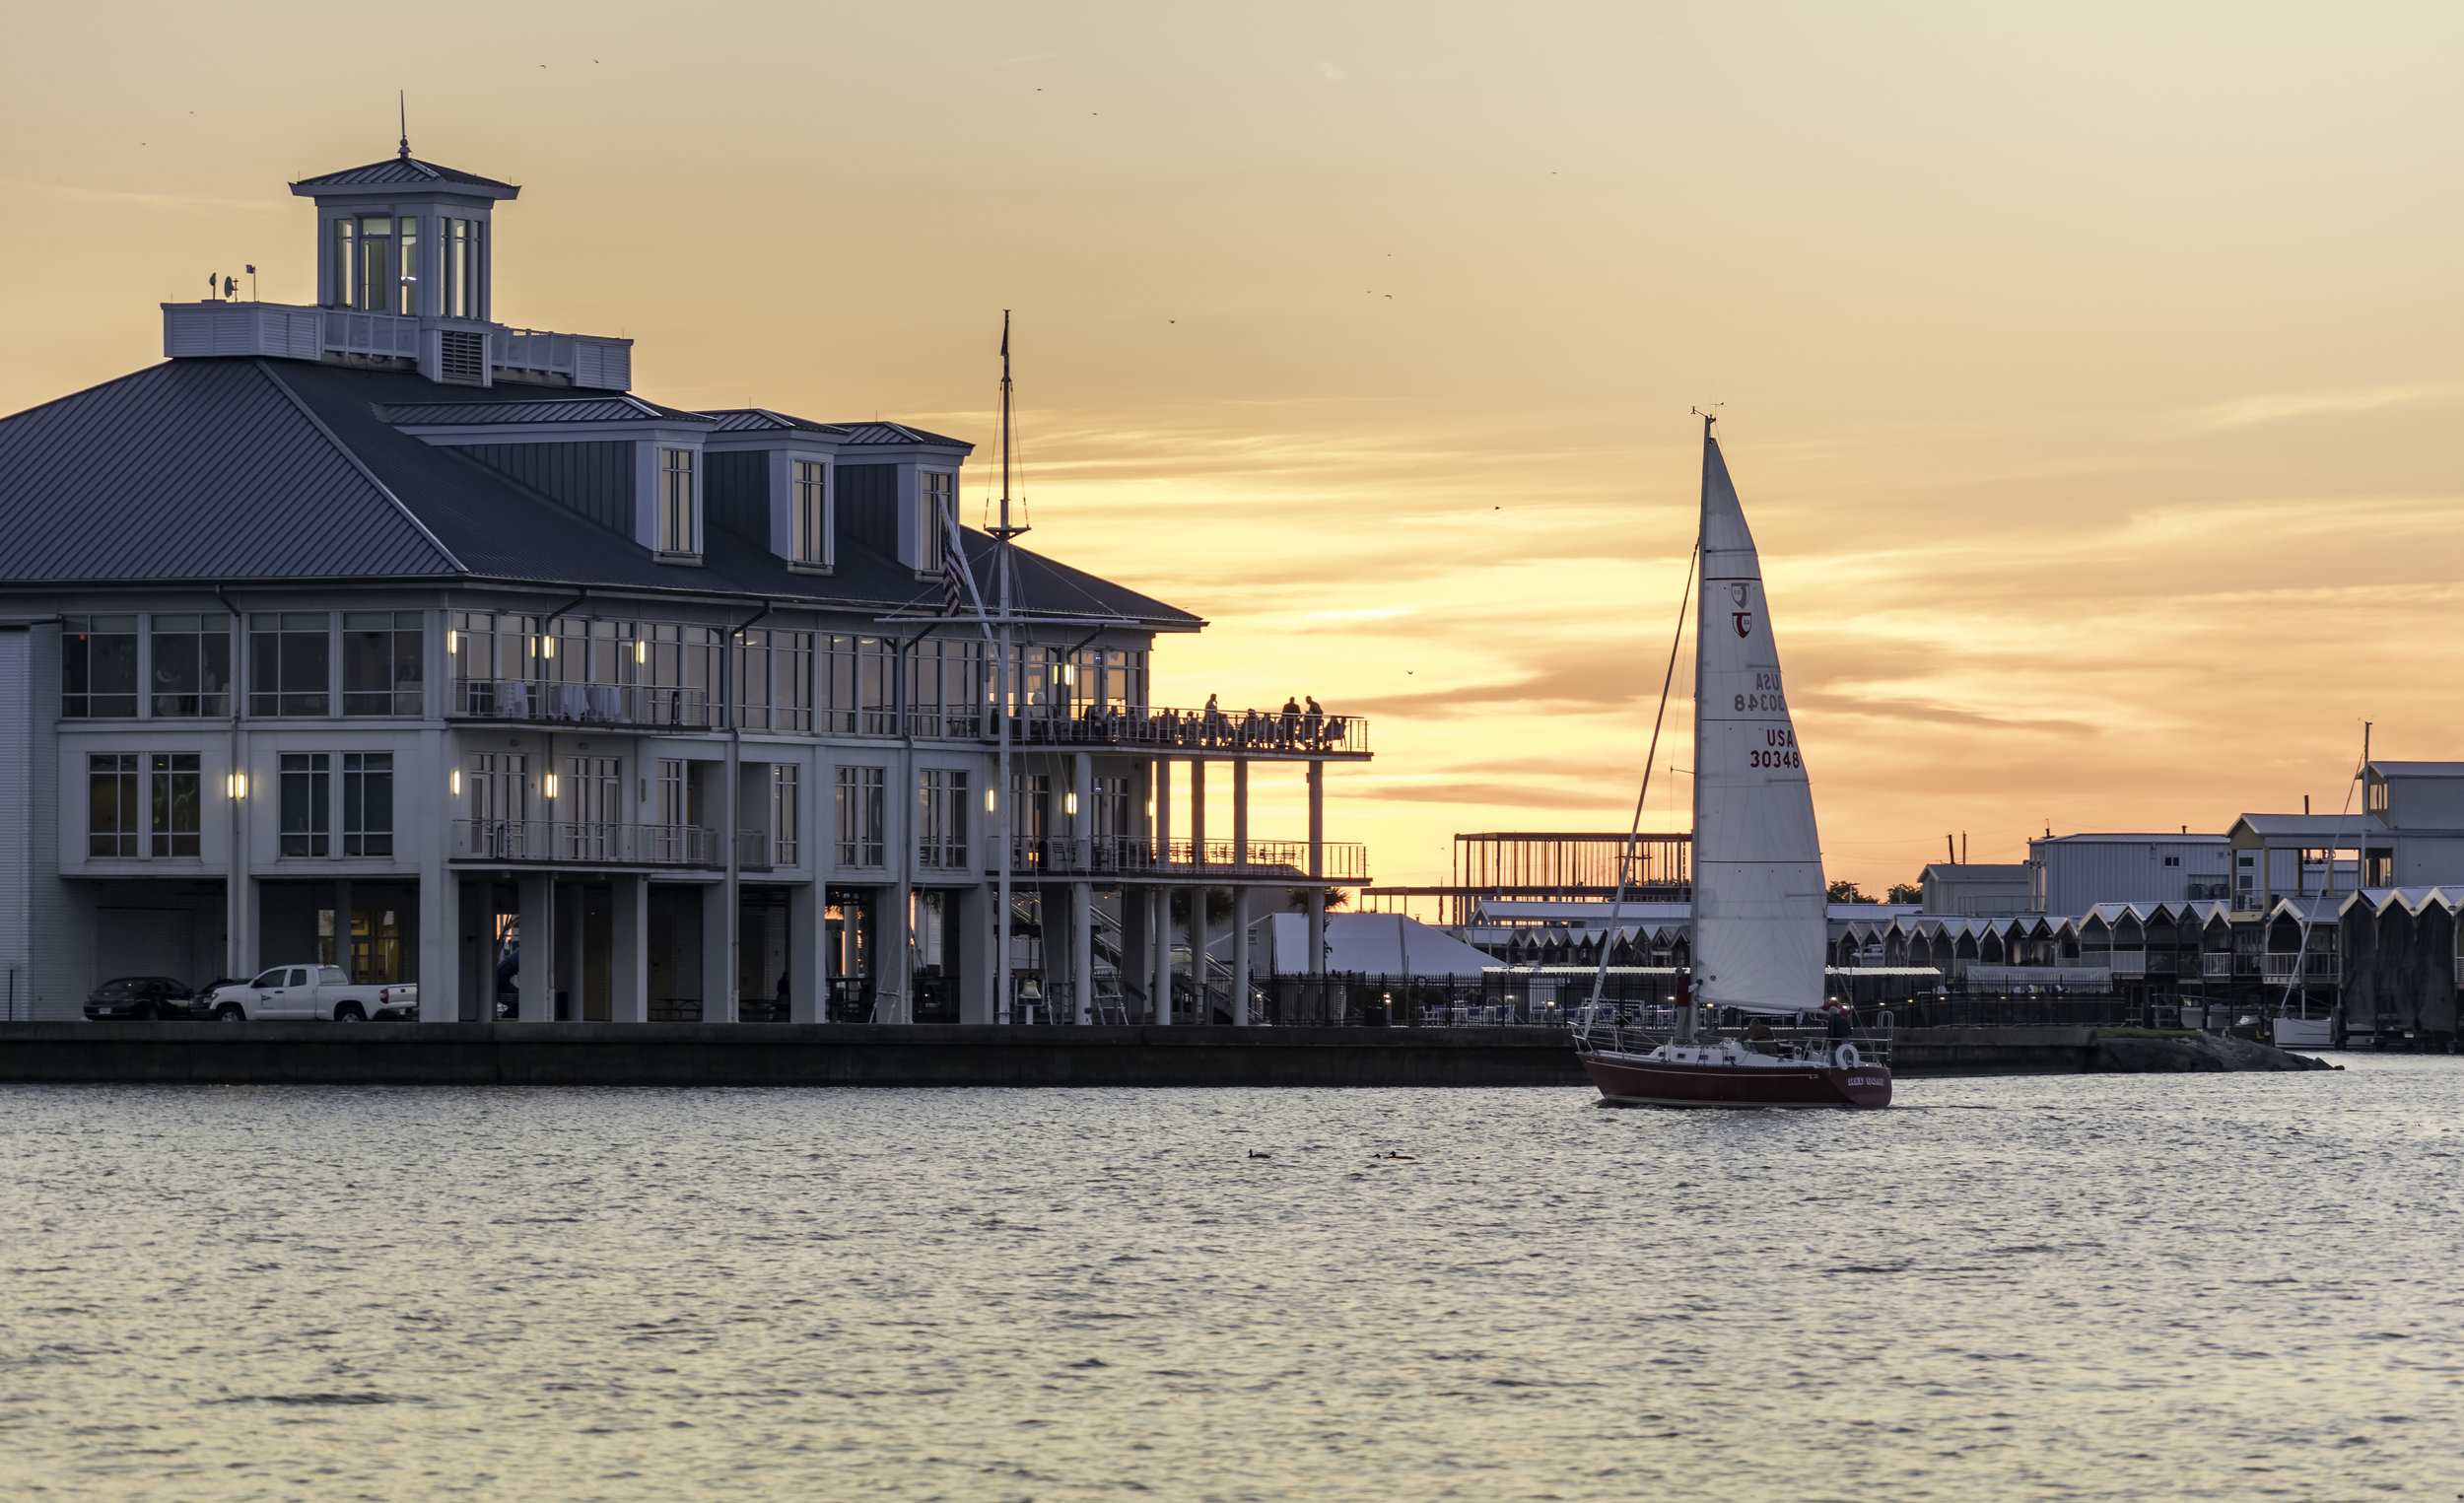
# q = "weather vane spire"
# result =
<box><xmin>397</xmin><ymin>91</ymin><xmax>410</xmax><ymax>160</ymax></box>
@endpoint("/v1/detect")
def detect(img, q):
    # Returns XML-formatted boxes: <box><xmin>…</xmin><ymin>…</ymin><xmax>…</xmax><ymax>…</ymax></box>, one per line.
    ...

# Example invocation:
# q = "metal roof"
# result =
<box><xmin>0</xmin><ymin>356</ymin><xmax>1195</xmax><ymax>628</ymax></box>
<box><xmin>0</xmin><ymin>361</ymin><xmax>458</xmax><ymax>582</ymax></box>
<box><xmin>2367</xmin><ymin>762</ymin><xmax>2464</xmax><ymax>779</ymax></box>
<box><xmin>700</xmin><ymin>408</ymin><xmax>850</xmax><ymax>436</ymax></box>
<box><xmin>291</xmin><ymin>157</ymin><xmax>519</xmax><ymax>193</ymax></box>
<box><xmin>831</xmin><ymin>420</ymin><xmax>971</xmax><ymax>447</ymax></box>
<box><xmin>2034</xmin><ymin>831</ymin><xmax>2225</xmax><ymax>845</ymax></box>
<box><xmin>2231</xmin><ymin>814</ymin><xmax>2383</xmax><ymax>838</ymax></box>
<box><xmin>1922</xmin><ymin>863</ymin><xmax>2033</xmax><ymax>880</ymax></box>
<box><xmin>378</xmin><ymin>397</ymin><xmax>711</xmax><ymax>427</ymax></box>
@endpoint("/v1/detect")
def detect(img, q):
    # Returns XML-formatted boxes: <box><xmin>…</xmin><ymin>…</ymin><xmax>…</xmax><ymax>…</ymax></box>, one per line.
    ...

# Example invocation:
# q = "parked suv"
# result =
<box><xmin>202</xmin><ymin>966</ymin><xmax>420</xmax><ymax>1022</ymax></box>
<box><xmin>83</xmin><ymin>976</ymin><xmax>202</xmax><ymax>1021</ymax></box>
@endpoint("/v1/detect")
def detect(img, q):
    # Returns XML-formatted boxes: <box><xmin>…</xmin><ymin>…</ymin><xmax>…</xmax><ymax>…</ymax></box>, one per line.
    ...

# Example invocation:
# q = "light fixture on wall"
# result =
<box><xmin>539</xmin><ymin>635</ymin><xmax>555</xmax><ymax>659</ymax></box>
<box><xmin>1060</xmin><ymin>663</ymin><xmax>1076</xmax><ymax>687</ymax></box>
<box><xmin>984</xmin><ymin>786</ymin><xmax>996</xmax><ymax>813</ymax></box>
<box><xmin>634</xmin><ymin>640</ymin><xmax>648</xmax><ymax>664</ymax></box>
<box><xmin>225</xmin><ymin>773</ymin><xmax>247</xmax><ymax>799</ymax></box>
<box><xmin>446</xmin><ymin>629</ymin><xmax>460</xmax><ymax>654</ymax></box>
<box><xmin>541</xmin><ymin>772</ymin><xmax>560</xmax><ymax>799</ymax></box>
<box><xmin>1065</xmin><ymin>791</ymin><xmax>1078</xmax><ymax>816</ymax></box>
<box><xmin>449</xmin><ymin>769</ymin><xmax>461</xmax><ymax>796</ymax></box>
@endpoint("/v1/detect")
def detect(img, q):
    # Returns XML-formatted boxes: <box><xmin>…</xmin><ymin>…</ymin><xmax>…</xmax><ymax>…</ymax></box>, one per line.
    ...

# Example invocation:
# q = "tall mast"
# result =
<box><xmin>1681</xmin><ymin>409</ymin><xmax>1715</xmax><ymax>1043</ymax></box>
<box><xmin>989</xmin><ymin>312</ymin><xmax>1027</xmax><ymax>1023</ymax></box>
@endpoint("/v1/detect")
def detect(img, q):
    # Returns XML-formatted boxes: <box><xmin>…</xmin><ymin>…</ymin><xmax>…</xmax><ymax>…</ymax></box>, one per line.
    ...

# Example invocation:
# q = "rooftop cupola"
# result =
<box><xmin>162</xmin><ymin>139</ymin><xmax>630</xmax><ymax>391</ymax></box>
<box><xmin>291</xmin><ymin>141</ymin><xmax>519</xmax><ymax>323</ymax></box>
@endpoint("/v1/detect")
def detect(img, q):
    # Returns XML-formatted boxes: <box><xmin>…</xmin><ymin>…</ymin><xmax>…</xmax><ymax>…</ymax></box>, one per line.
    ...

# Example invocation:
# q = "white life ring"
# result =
<box><xmin>1834</xmin><ymin>1042</ymin><xmax>1861</xmax><ymax>1071</ymax></box>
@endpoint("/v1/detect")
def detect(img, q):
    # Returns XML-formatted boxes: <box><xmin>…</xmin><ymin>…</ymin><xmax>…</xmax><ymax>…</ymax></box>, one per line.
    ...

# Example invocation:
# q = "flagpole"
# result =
<box><xmin>991</xmin><ymin>311</ymin><xmax>1021</xmax><ymax>1025</ymax></box>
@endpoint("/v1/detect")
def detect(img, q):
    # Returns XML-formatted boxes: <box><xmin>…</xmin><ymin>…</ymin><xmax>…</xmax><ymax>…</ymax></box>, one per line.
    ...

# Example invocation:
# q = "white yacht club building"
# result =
<box><xmin>0</xmin><ymin>147</ymin><xmax>1369</xmax><ymax>1024</ymax></box>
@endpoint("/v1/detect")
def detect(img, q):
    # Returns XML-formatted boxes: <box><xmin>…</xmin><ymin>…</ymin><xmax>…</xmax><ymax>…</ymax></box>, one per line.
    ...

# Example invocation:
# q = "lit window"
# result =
<box><xmin>151</xmin><ymin>753</ymin><xmax>201</xmax><ymax>856</ymax></box>
<box><xmin>793</xmin><ymin>459</ymin><xmax>831</xmax><ymax>567</ymax></box>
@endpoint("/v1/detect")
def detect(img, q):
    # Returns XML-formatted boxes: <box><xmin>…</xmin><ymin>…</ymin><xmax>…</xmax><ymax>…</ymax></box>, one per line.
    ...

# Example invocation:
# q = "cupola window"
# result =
<box><xmin>920</xmin><ymin>470</ymin><xmax>954</xmax><ymax>574</ymax></box>
<box><xmin>331</xmin><ymin>214</ymin><xmax>418</xmax><ymax>314</ymax></box>
<box><xmin>442</xmin><ymin>218</ymin><xmax>483</xmax><ymax>318</ymax></box>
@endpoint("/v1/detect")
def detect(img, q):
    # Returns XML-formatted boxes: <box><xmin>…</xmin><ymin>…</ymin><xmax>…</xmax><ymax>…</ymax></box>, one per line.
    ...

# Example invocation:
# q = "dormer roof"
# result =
<box><xmin>378</xmin><ymin>396</ymin><xmax>716</xmax><ymax>428</ymax></box>
<box><xmin>291</xmin><ymin>157</ymin><xmax>520</xmax><ymax>197</ymax></box>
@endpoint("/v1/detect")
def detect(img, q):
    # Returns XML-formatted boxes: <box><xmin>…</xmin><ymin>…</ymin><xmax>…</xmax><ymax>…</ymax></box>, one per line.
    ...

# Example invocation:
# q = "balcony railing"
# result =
<box><xmin>2201</xmin><ymin>953</ymin><xmax>2234</xmax><ymax>978</ymax></box>
<box><xmin>736</xmin><ymin>831</ymin><xmax>798</xmax><ymax>872</ymax></box>
<box><xmin>450</xmin><ymin>678</ymin><xmax>712</xmax><ymax>729</ymax></box>
<box><xmin>2261</xmin><ymin>953</ymin><xmax>2341</xmax><ymax>985</ymax></box>
<box><xmin>1006</xmin><ymin>836</ymin><xmax>1369</xmax><ymax>882</ymax></box>
<box><xmin>451</xmin><ymin>819</ymin><xmax>716</xmax><ymax>866</ymax></box>
<box><xmin>999</xmin><ymin>705</ymin><xmax>1370</xmax><ymax>758</ymax></box>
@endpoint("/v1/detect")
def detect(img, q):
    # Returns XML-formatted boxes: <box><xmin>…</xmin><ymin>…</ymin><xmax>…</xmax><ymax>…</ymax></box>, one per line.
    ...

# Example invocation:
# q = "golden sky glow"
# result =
<box><xmin>7</xmin><ymin>3</ymin><xmax>2461</xmax><ymax>891</ymax></box>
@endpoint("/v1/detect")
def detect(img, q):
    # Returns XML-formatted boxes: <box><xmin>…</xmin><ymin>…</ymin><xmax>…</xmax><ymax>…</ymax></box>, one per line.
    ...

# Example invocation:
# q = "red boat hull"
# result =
<box><xmin>1581</xmin><ymin>1050</ymin><xmax>1892</xmax><ymax>1109</ymax></box>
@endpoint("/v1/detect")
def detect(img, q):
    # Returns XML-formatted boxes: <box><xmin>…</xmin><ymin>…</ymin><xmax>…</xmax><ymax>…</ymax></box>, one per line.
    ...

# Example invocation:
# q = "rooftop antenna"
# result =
<box><xmin>244</xmin><ymin>264</ymin><xmax>257</xmax><ymax>302</ymax></box>
<box><xmin>397</xmin><ymin>92</ymin><xmax>411</xmax><ymax>160</ymax></box>
<box><xmin>1690</xmin><ymin>402</ymin><xmax>1722</xmax><ymax>438</ymax></box>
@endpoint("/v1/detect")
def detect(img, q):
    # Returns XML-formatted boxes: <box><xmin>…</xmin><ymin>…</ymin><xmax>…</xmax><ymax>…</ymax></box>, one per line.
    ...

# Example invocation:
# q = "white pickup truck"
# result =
<box><xmin>203</xmin><ymin>965</ymin><xmax>419</xmax><ymax>1022</ymax></box>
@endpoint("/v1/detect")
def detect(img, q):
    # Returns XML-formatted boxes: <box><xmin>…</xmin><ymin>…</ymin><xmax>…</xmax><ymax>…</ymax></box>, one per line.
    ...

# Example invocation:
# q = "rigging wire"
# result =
<box><xmin>2280</xmin><ymin>723</ymin><xmax>2371</xmax><ymax>1024</ymax></box>
<box><xmin>1587</xmin><ymin>542</ymin><xmax>1698</xmax><ymax>1010</ymax></box>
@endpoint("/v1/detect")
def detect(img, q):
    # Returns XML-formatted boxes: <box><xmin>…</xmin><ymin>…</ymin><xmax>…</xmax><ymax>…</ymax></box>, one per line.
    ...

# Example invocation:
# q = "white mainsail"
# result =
<box><xmin>1689</xmin><ymin>431</ymin><xmax>1827</xmax><ymax>1014</ymax></box>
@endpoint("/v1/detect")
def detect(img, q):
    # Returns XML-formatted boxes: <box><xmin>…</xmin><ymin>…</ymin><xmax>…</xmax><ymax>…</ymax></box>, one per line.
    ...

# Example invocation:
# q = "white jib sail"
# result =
<box><xmin>1689</xmin><ymin>432</ymin><xmax>1827</xmax><ymax>1014</ymax></box>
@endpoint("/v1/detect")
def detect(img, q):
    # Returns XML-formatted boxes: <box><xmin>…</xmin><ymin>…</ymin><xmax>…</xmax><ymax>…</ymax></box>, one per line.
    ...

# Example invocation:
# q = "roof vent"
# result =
<box><xmin>439</xmin><ymin>329</ymin><xmax>485</xmax><ymax>385</ymax></box>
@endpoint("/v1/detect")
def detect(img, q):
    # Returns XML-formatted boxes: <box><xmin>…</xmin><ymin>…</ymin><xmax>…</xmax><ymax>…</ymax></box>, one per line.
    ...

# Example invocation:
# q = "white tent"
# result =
<box><xmin>1245</xmin><ymin>912</ymin><xmax>1499</xmax><ymax>977</ymax></box>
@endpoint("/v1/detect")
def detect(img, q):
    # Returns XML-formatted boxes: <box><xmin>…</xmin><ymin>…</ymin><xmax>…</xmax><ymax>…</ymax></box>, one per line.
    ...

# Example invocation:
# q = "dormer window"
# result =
<box><xmin>920</xmin><ymin>470</ymin><xmax>954</xmax><ymax>574</ymax></box>
<box><xmin>792</xmin><ymin>459</ymin><xmax>832</xmax><ymax>568</ymax></box>
<box><xmin>332</xmin><ymin>215</ymin><xmax>417</xmax><ymax>314</ymax></box>
<box><xmin>658</xmin><ymin>448</ymin><xmax>699</xmax><ymax>557</ymax></box>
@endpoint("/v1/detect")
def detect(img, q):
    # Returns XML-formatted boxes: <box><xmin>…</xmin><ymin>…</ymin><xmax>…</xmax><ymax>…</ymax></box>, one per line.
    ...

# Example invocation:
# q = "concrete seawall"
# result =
<box><xmin>0</xmin><ymin>1023</ymin><xmax>2334</xmax><ymax>1087</ymax></box>
<box><xmin>0</xmin><ymin>1023</ymin><xmax>1591</xmax><ymax>1088</ymax></box>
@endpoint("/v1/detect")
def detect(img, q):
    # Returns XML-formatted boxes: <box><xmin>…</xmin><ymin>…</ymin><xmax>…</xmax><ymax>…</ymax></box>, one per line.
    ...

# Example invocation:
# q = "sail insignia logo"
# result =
<box><xmin>1729</xmin><ymin>583</ymin><xmax>1753</xmax><ymax>637</ymax></box>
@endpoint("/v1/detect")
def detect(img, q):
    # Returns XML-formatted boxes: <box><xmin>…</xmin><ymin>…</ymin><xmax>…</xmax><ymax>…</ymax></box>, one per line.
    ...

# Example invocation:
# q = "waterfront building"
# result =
<box><xmin>0</xmin><ymin>147</ymin><xmax>1370</xmax><ymax>1023</ymax></box>
<box><xmin>1917</xmin><ymin>861</ymin><xmax>2034</xmax><ymax>917</ymax></box>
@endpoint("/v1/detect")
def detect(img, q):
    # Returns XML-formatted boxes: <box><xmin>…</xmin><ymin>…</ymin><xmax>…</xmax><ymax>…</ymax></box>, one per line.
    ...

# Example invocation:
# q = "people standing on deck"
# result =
<box><xmin>1279</xmin><ymin>697</ymin><xmax>1302</xmax><ymax>742</ymax></box>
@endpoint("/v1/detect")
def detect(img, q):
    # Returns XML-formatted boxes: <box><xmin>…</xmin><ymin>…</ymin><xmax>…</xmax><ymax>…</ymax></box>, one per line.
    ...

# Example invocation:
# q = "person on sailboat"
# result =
<box><xmin>1824</xmin><ymin>1004</ymin><xmax>1853</xmax><ymax>1042</ymax></box>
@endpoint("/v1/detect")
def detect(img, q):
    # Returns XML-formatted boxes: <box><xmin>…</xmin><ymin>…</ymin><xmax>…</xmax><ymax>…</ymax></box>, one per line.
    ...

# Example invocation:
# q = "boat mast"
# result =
<box><xmin>1678</xmin><ymin>409</ymin><xmax>1717</xmax><ymax>1044</ymax></box>
<box><xmin>989</xmin><ymin>311</ymin><xmax>1028</xmax><ymax>1023</ymax></box>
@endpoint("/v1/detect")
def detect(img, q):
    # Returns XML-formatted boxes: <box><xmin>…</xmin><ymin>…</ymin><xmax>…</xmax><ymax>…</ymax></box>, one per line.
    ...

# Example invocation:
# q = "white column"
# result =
<box><xmin>1307</xmin><ymin>759</ymin><xmax>1327</xmax><ymax>983</ymax></box>
<box><xmin>788</xmin><ymin>881</ymin><xmax>823</xmax><ymax>1023</ymax></box>
<box><xmin>1152</xmin><ymin>883</ymin><xmax>1173</xmax><ymax>1026</ymax></box>
<box><xmin>560</xmin><ymin>881</ymin><xmax>586</xmax><ymax>1021</ymax></box>
<box><xmin>1190</xmin><ymin>884</ymin><xmax>1210</xmax><ymax>1024</ymax></box>
<box><xmin>417</xmin><ymin>857</ymin><xmax>453</xmax><ymax>1022</ymax></box>
<box><xmin>1190</xmin><ymin>758</ymin><xmax>1206</xmax><ymax>861</ymax></box>
<box><xmin>1231</xmin><ymin>885</ymin><xmax>1251</xmax><ymax>1026</ymax></box>
<box><xmin>701</xmin><ymin>881</ymin><xmax>736</xmax><ymax>1022</ymax></box>
<box><xmin>516</xmin><ymin>873</ymin><xmax>554</xmax><ymax>1021</ymax></box>
<box><xmin>1072</xmin><ymin>879</ymin><xmax>1094</xmax><ymax>1024</ymax></box>
<box><xmin>1232</xmin><ymin>760</ymin><xmax>1249</xmax><ymax>869</ymax></box>
<box><xmin>881</xmin><ymin>883</ymin><xmax>911</xmax><ymax>1023</ymax></box>
<box><xmin>610</xmin><ymin>874</ymin><xmax>648</xmax><ymax>1023</ymax></box>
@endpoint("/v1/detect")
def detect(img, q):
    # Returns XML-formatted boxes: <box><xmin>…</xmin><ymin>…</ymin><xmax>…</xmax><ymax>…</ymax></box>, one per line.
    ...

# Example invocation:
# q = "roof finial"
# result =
<box><xmin>397</xmin><ymin>91</ymin><xmax>410</xmax><ymax>160</ymax></box>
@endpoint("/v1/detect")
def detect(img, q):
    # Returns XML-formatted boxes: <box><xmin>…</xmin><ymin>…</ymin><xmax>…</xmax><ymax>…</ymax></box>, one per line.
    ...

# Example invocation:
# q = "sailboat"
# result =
<box><xmin>1576</xmin><ymin>417</ymin><xmax>1892</xmax><ymax>1108</ymax></box>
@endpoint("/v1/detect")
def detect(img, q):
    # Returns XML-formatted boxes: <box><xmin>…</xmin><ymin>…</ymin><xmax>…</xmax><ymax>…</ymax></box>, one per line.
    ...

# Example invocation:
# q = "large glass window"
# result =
<box><xmin>249</xmin><ymin>614</ymin><xmax>331</xmax><ymax>717</ymax></box>
<box><xmin>280</xmin><ymin>753</ymin><xmax>330</xmax><ymax>856</ymax></box>
<box><xmin>731</xmin><ymin>629</ymin><xmax>812</xmax><ymax>732</ymax></box>
<box><xmin>468</xmin><ymin>752</ymin><xmax>526</xmax><ymax>823</ymax></box>
<box><xmin>1094</xmin><ymin>775</ymin><xmax>1133</xmax><ymax>839</ymax></box>
<box><xmin>61</xmin><ymin>615</ymin><xmax>139</xmax><ymax>718</ymax></box>
<box><xmin>88</xmin><ymin>753</ymin><xmax>140</xmax><ymax>856</ymax></box>
<box><xmin>793</xmin><ymin>459</ymin><xmax>831</xmax><ymax>567</ymax></box>
<box><xmin>342</xmin><ymin>752</ymin><xmax>393</xmax><ymax>856</ymax></box>
<box><xmin>917</xmin><ymin>768</ymin><xmax>970</xmax><ymax>869</ymax></box>
<box><xmin>342</xmin><ymin>611</ymin><xmax>424</xmax><ymax>716</ymax></box>
<box><xmin>658</xmin><ymin>758</ymin><xmax>691</xmax><ymax>828</ymax></box>
<box><xmin>151</xmin><ymin>753</ymin><xmax>201</xmax><ymax>856</ymax></box>
<box><xmin>820</xmin><ymin>634</ymin><xmax>901</xmax><ymax>735</ymax></box>
<box><xmin>658</xmin><ymin>448</ymin><xmax>698</xmax><ymax>555</ymax></box>
<box><xmin>835</xmin><ymin>767</ymin><xmax>885</xmax><ymax>867</ymax></box>
<box><xmin>149</xmin><ymin>614</ymin><xmax>232</xmax><ymax>717</ymax></box>
<box><xmin>907</xmin><ymin>639</ymin><xmax>986</xmax><ymax>738</ymax></box>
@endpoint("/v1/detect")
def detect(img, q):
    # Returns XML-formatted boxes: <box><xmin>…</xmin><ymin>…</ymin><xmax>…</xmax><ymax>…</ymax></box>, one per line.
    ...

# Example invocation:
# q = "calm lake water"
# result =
<box><xmin>4</xmin><ymin>1059</ymin><xmax>2460</xmax><ymax>1501</ymax></box>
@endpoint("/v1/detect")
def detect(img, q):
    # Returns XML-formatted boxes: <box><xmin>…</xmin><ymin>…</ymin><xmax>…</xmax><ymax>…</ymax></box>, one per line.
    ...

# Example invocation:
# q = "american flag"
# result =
<box><xmin>941</xmin><ymin>501</ymin><xmax>987</xmax><ymax>622</ymax></box>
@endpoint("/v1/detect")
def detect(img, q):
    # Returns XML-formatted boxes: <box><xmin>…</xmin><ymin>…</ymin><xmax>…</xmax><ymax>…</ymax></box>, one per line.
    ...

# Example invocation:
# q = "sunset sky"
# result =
<box><xmin>7</xmin><ymin>2</ymin><xmax>2460</xmax><ymax>892</ymax></box>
